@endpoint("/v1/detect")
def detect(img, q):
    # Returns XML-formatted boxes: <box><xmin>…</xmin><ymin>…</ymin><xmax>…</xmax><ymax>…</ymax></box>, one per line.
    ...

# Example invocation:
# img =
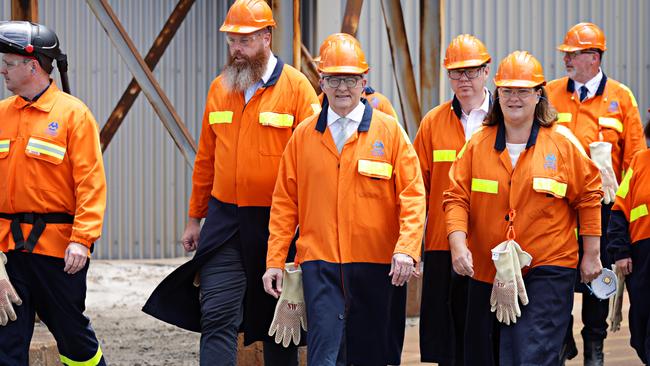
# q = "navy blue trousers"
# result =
<box><xmin>464</xmin><ymin>278</ymin><xmax>499</xmax><ymax>366</ymax></box>
<box><xmin>627</xmin><ymin>241</ymin><xmax>650</xmax><ymax>364</ymax></box>
<box><xmin>500</xmin><ymin>266</ymin><xmax>576</xmax><ymax>366</ymax></box>
<box><xmin>420</xmin><ymin>250</ymin><xmax>468</xmax><ymax>365</ymax></box>
<box><xmin>0</xmin><ymin>252</ymin><xmax>105</xmax><ymax>366</ymax></box>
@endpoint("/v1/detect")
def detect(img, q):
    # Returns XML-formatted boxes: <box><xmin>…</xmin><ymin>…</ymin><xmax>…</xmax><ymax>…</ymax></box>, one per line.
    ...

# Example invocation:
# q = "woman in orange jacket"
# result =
<box><xmin>607</xmin><ymin>119</ymin><xmax>650</xmax><ymax>364</ymax></box>
<box><xmin>443</xmin><ymin>51</ymin><xmax>603</xmax><ymax>365</ymax></box>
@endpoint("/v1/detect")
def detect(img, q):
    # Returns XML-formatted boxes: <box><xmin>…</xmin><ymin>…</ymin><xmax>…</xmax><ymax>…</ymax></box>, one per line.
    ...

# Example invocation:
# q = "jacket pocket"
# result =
<box><xmin>25</xmin><ymin>136</ymin><xmax>66</xmax><ymax>165</ymax></box>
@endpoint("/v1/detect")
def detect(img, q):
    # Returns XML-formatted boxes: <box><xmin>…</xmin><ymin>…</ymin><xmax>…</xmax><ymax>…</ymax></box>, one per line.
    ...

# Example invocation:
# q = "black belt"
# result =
<box><xmin>0</xmin><ymin>212</ymin><xmax>74</xmax><ymax>252</ymax></box>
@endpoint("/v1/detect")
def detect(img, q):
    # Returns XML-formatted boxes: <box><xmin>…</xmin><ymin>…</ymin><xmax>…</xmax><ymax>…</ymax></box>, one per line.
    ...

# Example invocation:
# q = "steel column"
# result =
<box><xmin>341</xmin><ymin>0</ymin><xmax>363</xmax><ymax>37</ymax></box>
<box><xmin>419</xmin><ymin>0</ymin><xmax>442</xmax><ymax>114</ymax></box>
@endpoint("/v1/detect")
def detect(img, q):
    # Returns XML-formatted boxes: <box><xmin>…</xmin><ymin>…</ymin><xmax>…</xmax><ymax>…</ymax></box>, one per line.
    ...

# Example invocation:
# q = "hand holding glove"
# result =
<box><xmin>268</xmin><ymin>263</ymin><xmax>307</xmax><ymax>347</ymax></box>
<box><xmin>589</xmin><ymin>142</ymin><xmax>618</xmax><ymax>204</ymax></box>
<box><xmin>0</xmin><ymin>252</ymin><xmax>22</xmax><ymax>326</ymax></box>
<box><xmin>490</xmin><ymin>240</ymin><xmax>532</xmax><ymax>325</ymax></box>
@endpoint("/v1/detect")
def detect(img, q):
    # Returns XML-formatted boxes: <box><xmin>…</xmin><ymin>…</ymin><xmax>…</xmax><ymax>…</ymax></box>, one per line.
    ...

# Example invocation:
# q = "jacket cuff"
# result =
<box><xmin>578</xmin><ymin>206</ymin><xmax>602</xmax><ymax>236</ymax></box>
<box><xmin>69</xmin><ymin>234</ymin><xmax>94</xmax><ymax>248</ymax></box>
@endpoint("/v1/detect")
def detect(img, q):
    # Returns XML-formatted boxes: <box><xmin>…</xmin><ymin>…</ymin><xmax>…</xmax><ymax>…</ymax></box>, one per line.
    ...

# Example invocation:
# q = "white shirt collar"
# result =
<box><xmin>261</xmin><ymin>53</ymin><xmax>277</xmax><ymax>85</ymax></box>
<box><xmin>573</xmin><ymin>68</ymin><xmax>603</xmax><ymax>96</ymax></box>
<box><xmin>327</xmin><ymin>101</ymin><xmax>365</xmax><ymax>126</ymax></box>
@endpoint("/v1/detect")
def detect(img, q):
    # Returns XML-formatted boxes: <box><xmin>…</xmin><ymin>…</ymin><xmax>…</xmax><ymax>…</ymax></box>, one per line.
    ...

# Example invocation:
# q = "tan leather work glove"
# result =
<box><xmin>589</xmin><ymin>142</ymin><xmax>618</xmax><ymax>204</ymax></box>
<box><xmin>607</xmin><ymin>264</ymin><xmax>625</xmax><ymax>332</ymax></box>
<box><xmin>268</xmin><ymin>263</ymin><xmax>307</xmax><ymax>347</ymax></box>
<box><xmin>0</xmin><ymin>252</ymin><xmax>22</xmax><ymax>325</ymax></box>
<box><xmin>490</xmin><ymin>240</ymin><xmax>532</xmax><ymax>325</ymax></box>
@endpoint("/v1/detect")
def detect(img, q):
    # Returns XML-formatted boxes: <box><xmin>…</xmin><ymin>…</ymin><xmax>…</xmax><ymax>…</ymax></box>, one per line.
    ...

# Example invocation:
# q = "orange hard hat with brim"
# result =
<box><xmin>557</xmin><ymin>22</ymin><xmax>606</xmax><ymax>52</ymax></box>
<box><xmin>494</xmin><ymin>51</ymin><xmax>545</xmax><ymax>88</ymax></box>
<box><xmin>220</xmin><ymin>0</ymin><xmax>276</xmax><ymax>34</ymax></box>
<box><xmin>313</xmin><ymin>33</ymin><xmax>360</xmax><ymax>62</ymax></box>
<box><xmin>444</xmin><ymin>34</ymin><xmax>491</xmax><ymax>70</ymax></box>
<box><xmin>318</xmin><ymin>38</ymin><xmax>369</xmax><ymax>75</ymax></box>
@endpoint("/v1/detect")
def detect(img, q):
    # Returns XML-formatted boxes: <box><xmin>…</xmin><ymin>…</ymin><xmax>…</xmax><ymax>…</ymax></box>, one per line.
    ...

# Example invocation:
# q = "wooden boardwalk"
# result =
<box><xmin>401</xmin><ymin>293</ymin><xmax>642</xmax><ymax>365</ymax></box>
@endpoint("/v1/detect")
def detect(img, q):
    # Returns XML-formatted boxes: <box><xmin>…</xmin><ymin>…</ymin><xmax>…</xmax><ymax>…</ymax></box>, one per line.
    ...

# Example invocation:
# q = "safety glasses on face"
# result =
<box><xmin>498</xmin><ymin>88</ymin><xmax>537</xmax><ymax>99</ymax></box>
<box><xmin>448</xmin><ymin>66</ymin><xmax>485</xmax><ymax>80</ymax></box>
<box><xmin>323</xmin><ymin>76</ymin><xmax>362</xmax><ymax>89</ymax></box>
<box><xmin>1</xmin><ymin>58</ymin><xmax>31</xmax><ymax>69</ymax></box>
<box><xmin>563</xmin><ymin>50</ymin><xmax>598</xmax><ymax>59</ymax></box>
<box><xmin>226</xmin><ymin>33</ymin><xmax>262</xmax><ymax>47</ymax></box>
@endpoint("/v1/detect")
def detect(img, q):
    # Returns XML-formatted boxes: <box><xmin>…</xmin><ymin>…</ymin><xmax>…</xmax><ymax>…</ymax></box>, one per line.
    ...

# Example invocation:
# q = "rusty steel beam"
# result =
<box><xmin>341</xmin><ymin>0</ymin><xmax>363</xmax><ymax>37</ymax></box>
<box><xmin>293</xmin><ymin>0</ymin><xmax>301</xmax><ymax>68</ymax></box>
<box><xmin>11</xmin><ymin>0</ymin><xmax>38</xmax><ymax>22</ymax></box>
<box><xmin>100</xmin><ymin>0</ymin><xmax>195</xmax><ymax>152</ymax></box>
<box><xmin>419</xmin><ymin>0</ymin><xmax>442</xmax><ymax>114</ymax></box>
<box><xmin>380</xmin><ymin>0</ymin><xmax>422</xmax><ymax>138</ymax></box>
<box><xmin>300</xmin><ymin>43</ymin><xmax>321</xmax><ymax>93</ymax></box>
<box><xmin>86</xmin><ymin>0</ymin><xmax>197</xmax><ymax>167</ymax></box>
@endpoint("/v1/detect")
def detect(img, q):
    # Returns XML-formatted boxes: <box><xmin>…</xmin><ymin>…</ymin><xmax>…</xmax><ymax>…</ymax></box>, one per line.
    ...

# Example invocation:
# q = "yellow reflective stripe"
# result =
<box><xmin>457</xmin><ymin>141</ymin><xmax>469</xmax><ymax>159</ymax></box>
<box><xmin>598</xmin><ymin>117</ymin><xmax>623</xmax><ymax>133</ymax></box>
<box><xmin>630</xmin><ymin>204</ymin><xmax>648</xmax><ymax>222</ymax></box>
<box><xmin>557</xmin><ymin>113</ymin><xmax>572</xmax><ymax>123</ymax></box>
<box><xmin>259</xmin><ymin>112</ymin><xmax>294</xmax><ymax>127</ymax></box>
<box><xmin>60</xmin><ymin>346</ymin><xmax>103</xmax><ymax>366</ymax></box>
<box><xmin>616</xmin><ymin>168</ymin><xmax>633</xmax><ymax>198</ymax></box>
<box><xmin>533</xmin><ymin>177</ymin><xmax>568</xmax><ymax>198</ymax></box>
<box><xmin>208</xmin><ymin>111</ymin><xmax>233</xmax><ymax>124</ymax></box>
<box><xmin>619</xmin><ymin>84</ymin><xmax>638</xmax><ymax>107</ymax></box>
<box><xmin>27</xmin><ymin>138</ymin><xmax>65</xmax><ymax>159</ymax></box>
<box><xmin>555</xmin><ymin>125</ymin><xmax>588</xmax><ymax>158</ymax></box>
<box><xmin>358</xmin><ymin>160</ymin><xmax>393</xmax><ymax>179</ymax></box>
<box><xmin>433</xmin><ymin>150</ymin><xmax>457</xmax><ymax>162</ymax></box>
<box><xmin>0</xmin><ymin>139</ymin><xmax>9</xmax><ymax>153</ymax></box>
<box><xmin>575</xmin><ymin>228</ymin><xmax>578</xmax><ymax>240</ymax></box>
<box><xmin>311</xmin><ymin>103</ymin><xmax>321</xmax><ymax>114</ymax></box>
<box><xmin>471</xmin><ymin>178</ymin><xmax>498</xmax><ymax>194</ymax></box>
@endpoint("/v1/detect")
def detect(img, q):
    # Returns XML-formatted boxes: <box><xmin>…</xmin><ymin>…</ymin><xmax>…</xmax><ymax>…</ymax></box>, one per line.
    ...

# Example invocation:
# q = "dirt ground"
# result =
<box><xmin>86</xmin><ymin>259</ymin><xmax>200</xmax><ymax>366</ymax></box>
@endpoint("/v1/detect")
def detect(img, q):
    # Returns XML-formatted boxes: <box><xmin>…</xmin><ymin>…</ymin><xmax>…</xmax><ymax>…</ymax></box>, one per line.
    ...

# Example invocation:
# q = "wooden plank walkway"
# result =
<box><xmin>401</xmin><ymin>293</ymin><xmax>642</xmax><ymax>365</ymax></box>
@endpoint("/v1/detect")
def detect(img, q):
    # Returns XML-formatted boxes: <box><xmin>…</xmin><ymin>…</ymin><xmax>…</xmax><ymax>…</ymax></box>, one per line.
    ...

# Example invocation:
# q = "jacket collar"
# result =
<box><xmin>494</xmin><ymin>119</ymin><xmax>541</xmax><ymax>152</ymax></box>
<box><xmin>12</xmin><ymin>81</ymin><xmax>59</xmax><ymax>112</ymax></box>
<box><xmin>316</xmin><ymin>96</ymin><xmax>373</xmax><ymax>133</ymax></box>
<box><xmin>451</xmin><ymin>90</ymin><xmax>493</xmax><ymax>120</ymax></box>
<box><xmin>262</xmin><ymin>57</ymin><xmax>285</xmax><ymax>87</ymax></box>
<box><xmin>567</xmin><ymin>73</ymin><xmax>608</xmax><ymax>96</ymax></box>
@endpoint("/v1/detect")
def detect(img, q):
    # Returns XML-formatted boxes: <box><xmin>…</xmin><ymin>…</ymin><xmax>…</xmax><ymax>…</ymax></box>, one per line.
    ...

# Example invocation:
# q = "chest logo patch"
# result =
<box><xmin>371</xmin><ymin>140</ymin><xmax>385</xmax><ymax>157</ymax></box>
<box><xmin>608</xmin><ymin>101</ymin><xmax>619</xmax><ymax>113</ymax></box>
<box><xmin>544</xmin><ymin>153</ymin><xmax>557</xmax><ymax>171</ymax></box>
<box><xmin>46</xmin><ymin>121</ymin><xmax>59</xmax><ymax>136</ymax></box>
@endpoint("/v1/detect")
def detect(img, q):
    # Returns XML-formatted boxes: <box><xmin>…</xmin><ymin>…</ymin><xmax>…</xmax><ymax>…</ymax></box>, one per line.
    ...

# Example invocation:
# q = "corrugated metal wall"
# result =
<box><xmin>0</xmin><ymin>1</ymin><xmax>647</xmax><ymax>259</ymax></box>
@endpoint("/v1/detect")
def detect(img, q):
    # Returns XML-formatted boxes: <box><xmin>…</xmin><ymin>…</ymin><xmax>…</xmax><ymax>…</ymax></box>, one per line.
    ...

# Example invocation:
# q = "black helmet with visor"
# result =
<box><xmin>0</xmin><ymin>21</ymin><xmax>70</xmax><ymax>93</ymax></box>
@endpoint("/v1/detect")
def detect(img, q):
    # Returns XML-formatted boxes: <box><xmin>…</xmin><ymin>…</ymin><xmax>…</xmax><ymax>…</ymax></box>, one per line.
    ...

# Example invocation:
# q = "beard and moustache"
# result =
<box><xmin>222</xmin><ymin>47</ymin><xmax>268</xmax><ymax>93</ymax></box>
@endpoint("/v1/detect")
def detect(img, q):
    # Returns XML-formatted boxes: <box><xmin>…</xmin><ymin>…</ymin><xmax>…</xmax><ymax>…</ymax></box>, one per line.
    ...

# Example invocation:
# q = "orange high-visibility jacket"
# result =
<box><xmin>546</xmin><ymin>75</ymin><xmax>647</xmax><ymax>181</ymax></box>
<box><xmin>611</xmin><ymin>150</ymin><xmax>650</xmax><ymax>244</ymax></box>
<box><xmin>414</xmin><ymin>97</ymin><xmax>470</xmax><ymax>251</ymax></box>
<box><xmin>0</xmin><ymin>83</ymin><xmax>106</xmax><ymax>258</ymax></box>
<box><xmin>443</xmin><ymin>121</ymin><xmax>602</xmax><ymax>284</ymax></box>
<box><xmin>318</xmin><ymin>85</ymin><xmax>398</xmax><ymax>120</ymax></box>
<box><xmin>266</xmin><ymin>100</ymin><xmax>426</xmax><ymax>268</ymax></box>
<box><xmin>189</xmin><ymin>59</ymin><xmax>319</xmax><ymax>217</ymax></box>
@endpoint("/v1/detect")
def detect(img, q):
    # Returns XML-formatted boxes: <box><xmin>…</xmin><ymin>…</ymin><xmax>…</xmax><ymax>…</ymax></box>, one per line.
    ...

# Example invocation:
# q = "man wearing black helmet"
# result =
<box><xmin>0</xmin><ymin>21</ymin><xmax>107</xmax><ymax>365</ymax></box>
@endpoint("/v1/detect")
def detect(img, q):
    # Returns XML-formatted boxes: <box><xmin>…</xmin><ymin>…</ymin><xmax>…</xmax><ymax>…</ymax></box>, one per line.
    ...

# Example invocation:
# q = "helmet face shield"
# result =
<box><xmin>0</xmin><ymin>21</ymin><xmax>34</xmax><ymax>55</ymax></box>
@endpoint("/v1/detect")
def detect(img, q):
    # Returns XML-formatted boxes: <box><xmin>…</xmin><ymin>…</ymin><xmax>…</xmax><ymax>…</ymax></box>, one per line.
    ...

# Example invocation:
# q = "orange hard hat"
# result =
<box><xmin>557</xmin><ymin>22</ymin><xmax>606</xmax><ymax>52</ymax></box>
<box><xmin>313</xmin><ymin>33</ymin><xmax>360</xmax><ymax>62</ymax></box>
<box><xmin>318</xmin><ymin>37</ymin><xmax>369</xmax><ymax>75</ymax></box>
<box><xmin>443</xmin><ymin>34</ymin><xmax>491</xmax><ymax>70</ymax></box>
<box><xmin>494</xmin><ymin>51</ymin><xmax>545</xmax><ymax>88</ymax></box>
<box><xmin>220</xmin><ymin>0</ymin><xmax>276</xmax><ymax>34</ymax></box>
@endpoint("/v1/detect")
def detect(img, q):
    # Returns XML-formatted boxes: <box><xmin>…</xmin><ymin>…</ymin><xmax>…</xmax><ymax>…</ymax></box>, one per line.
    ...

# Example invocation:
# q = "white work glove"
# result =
<box><xmin>0</xmin><ymin>252</ymin><xmax>22</xmax><ymax>325</ymax></box>
<box><xmin>268</xmin><ymin>263</ymin><xmax>307</xmax><ymax>347</ymax></box>
<box><xmin>607</xmin><ymin>264</ymin><xmax>625</xmax><ymax>332</ymax></box>
<box><xmin>589</xmin><ymin>142</ymin><xmax>618</xmax><ymax>204</ymax></box>
<box><xmin>490</xmin><ymin>240</ymin><xmax>532</xmax><ymax>325</ymax></box>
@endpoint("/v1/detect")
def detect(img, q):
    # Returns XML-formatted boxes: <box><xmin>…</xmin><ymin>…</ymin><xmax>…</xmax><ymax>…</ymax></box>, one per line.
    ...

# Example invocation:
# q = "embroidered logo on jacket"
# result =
<box><xmin>371</xmin><ymin>140</ymin><xmax>385</xmax><ymax>157</ymax></box>
<box><xmin>46</xmin><ymin>121</ymin><xmax>59</xmax><ymax>136</ymax></box>
<box><xmin>544</xmin><ymin>153</ymin><xmax>557</xmax><ymax>171</ymax></box>
<box><xmin>371</xmin><ymin>97</ymin><xmax>380</xmax><ymax>108</ymax></box>
<box><xmin>608</xmin><ymin>101</ymin><xmax>619</xmax><ymax>113</ymax></box>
